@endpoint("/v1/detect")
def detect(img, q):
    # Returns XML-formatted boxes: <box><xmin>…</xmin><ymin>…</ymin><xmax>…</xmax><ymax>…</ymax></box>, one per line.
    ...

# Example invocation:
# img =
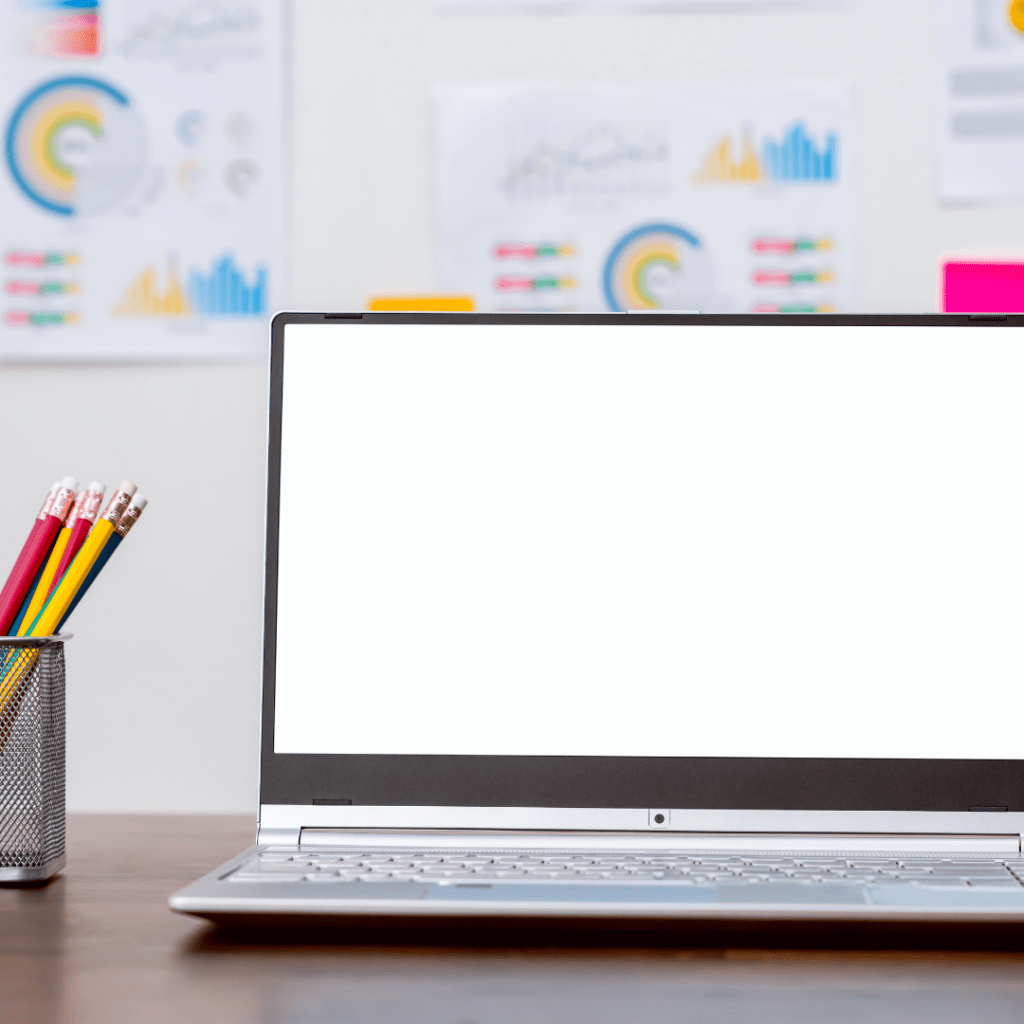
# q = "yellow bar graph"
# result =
<box><xmin>692</xmin><ymin>133</ymin><xmax>766</xmax><ymax>184</ymax></box>
<box><xmin>113</xmin><ymin>265</ymin><xmax>191</xmax><ymax>317</ymax></box>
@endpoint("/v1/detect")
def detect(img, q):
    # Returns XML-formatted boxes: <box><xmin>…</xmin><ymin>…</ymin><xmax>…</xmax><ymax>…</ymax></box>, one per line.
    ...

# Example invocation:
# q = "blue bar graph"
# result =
<box><xmin>187</xmin><ymin>254</ymin><xmax>267</xmax><ymax>317</ymax></box>
<box><xmin>761</xmin><ymin>123</ymin><xmax>838</xmax><ymax>182</ymax></box>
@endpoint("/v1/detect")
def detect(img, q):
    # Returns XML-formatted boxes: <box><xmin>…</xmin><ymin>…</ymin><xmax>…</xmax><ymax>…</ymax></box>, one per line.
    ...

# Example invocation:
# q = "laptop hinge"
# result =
<box><xmin>294</xmin><ymin>829</ymin><xmax>1022</xmax><ymax>855</ymax></box>
<box><xmin>257</xmin><ymin>825</ymin><xmax>301</xmax><ymax>846</ymax></box>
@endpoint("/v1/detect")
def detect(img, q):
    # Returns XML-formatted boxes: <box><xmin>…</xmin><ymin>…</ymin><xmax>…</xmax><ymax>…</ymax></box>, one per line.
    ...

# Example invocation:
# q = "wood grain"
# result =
<box><xmin>3</xmin><ymin>815</ymin><xmax>1024</xmax><ymax>1024</ymax></box>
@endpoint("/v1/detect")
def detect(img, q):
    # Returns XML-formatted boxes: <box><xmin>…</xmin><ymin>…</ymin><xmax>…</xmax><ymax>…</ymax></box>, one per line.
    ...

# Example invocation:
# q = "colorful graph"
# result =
<box><xmin>602</xmin><ymin>223</ymin><xmax>713</xmax><ymax>312</ymax></box>
<box><xmin>495</xmin><ymin>275</ymin><xmax>576</xmax><ymax>292</ymax></box>
<box><xmin>187</xmin><ymin>254</ymin><xmax>267</xmax><ymax>316</ymax></box>
<box><xmin>751</xmin><ymin>237</ymin><xmax>833</xmax><ymax>255</ymax></box>
<box><xmin>691</xmin><ymin>133</ymin><xmax>764</xmax><ymax>184</ymax></box>
<box><xmin>752</xmin><ymin>270</ymin><xmax>835</xmax><ymax>286</ymax></box>
<box><xmin>494</xmin><ymin>243</ymin><xmax>575</xmax><ymax>260</ymax></box>
<box><xmin>4</xmin><ymin>310</ymin><xmax>80</xmax><ymax>326</ymax></box>
<box><xmin>692</xmin><ymin>121</ymin><xmax>838</xmax><ymax>185</ymax></box>
<box><xmin>113</xmin><ymin>254</ymin><xmax>267</xmax><ymax>318</ymax></box>
<box><xmin>35</xmin><ymin>13</ymin><xmax>101</xmax><ymax>57</ymax></box>
<box><xmin>762</xmin><ymin>122</ymin><xmax>838</xmax><ymax>182</ymax></box>
<box><xmin>5</xmin><ymin>280</ymin><xmax>79</xmax><ymax>296</ymax></box>
<box><xmin>113</xmin><ymin>265</ymin><xmax>190</xmax><ymax>317</ymax></box>
<box><xmin>4</xmin><ymin>250</ymin><xmax>79</xmax><ymax>267</ymax></box>
<box><xmin>5</xmin><ymin>76</ymin><xmax>144</xmax><ymax>216</ymax></box>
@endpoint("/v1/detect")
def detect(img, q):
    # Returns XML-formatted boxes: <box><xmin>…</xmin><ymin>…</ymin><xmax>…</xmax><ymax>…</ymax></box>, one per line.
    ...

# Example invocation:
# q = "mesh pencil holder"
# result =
<box><xmin>0</xmin><ymin>636</ymin><xmax>66</xmax><ymax>881</ymax></box>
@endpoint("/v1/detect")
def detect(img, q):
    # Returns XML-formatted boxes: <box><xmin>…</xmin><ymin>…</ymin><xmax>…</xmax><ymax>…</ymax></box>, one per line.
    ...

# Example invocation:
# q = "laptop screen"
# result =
<box><xmin>272</xmin><ymin>321</ymin><xmax>1024</xmax><ymax>763</ymax></box>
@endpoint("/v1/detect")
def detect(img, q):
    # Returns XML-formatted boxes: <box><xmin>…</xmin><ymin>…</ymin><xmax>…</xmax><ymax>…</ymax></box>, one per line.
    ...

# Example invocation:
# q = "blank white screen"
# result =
<box><xmin>274</xmin><ymin>323</ymin><xmax>1024</xmax><ymax>759</ymax></box>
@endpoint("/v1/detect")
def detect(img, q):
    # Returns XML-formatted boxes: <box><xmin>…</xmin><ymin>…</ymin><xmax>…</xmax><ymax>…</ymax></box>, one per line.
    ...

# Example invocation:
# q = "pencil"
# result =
<box><xmin>0</xmin><ymin>477</ymin><xmax>77</xmax><ymax>635</ymax></box>
<box><xmin>47</xmin><ymin>481</ymin><xmax>105</xmax><ymax>596</ymax></box>
<box><xmin>25</xmin><ymin>481</ymin><xmax>136</xmax><ymax>638</ymax></box>
<box><xmin>0</xmin><ymin>483</ymin><xmax>141</xmax><ymax>723</ymax></box>
<box><xmin>0</xmin><ymin>481</ymin><xmax>57</xmax><ymax>635</ymax></box>
<box><xmin>9</xmin><ymin>562</ymin><xmax>48</xmax><ymax>636</ymax></box>
<box><xmin>18</xmin><ymin>482</ymin><xmax>105</xmax><ymax>637</ymax></box>
<box><xmin>56</xmin><ymin>494</ymin><xmax>147</xmax><ymax>631</ymax></box>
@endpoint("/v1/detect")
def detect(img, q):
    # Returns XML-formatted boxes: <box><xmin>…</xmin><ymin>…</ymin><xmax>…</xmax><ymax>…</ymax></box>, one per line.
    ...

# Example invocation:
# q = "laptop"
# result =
<box><xmin>171</xmin><ymin>311</ymin><xmax>1024</xmax><ymax>925</ymax></box>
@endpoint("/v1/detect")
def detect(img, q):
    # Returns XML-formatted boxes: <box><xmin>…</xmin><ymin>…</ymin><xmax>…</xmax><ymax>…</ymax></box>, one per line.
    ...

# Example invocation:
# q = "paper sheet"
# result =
<box><xmin>0</xmin><ymin>0</ymin><xmax>284</xmax><ymax>360</ymax></box>
<box><xmin>937</xmin><ymin>0</ymin><xmax>1024</xmax><ymax>201</ymax></box>
<box><xmin>435</xmin><ymin>82</ymin><xmax>857</xmax><ymax>314</ymax></box>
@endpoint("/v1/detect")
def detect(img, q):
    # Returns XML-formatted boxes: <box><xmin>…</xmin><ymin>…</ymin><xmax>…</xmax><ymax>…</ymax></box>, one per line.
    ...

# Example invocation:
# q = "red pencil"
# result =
<box><xmin>0</xmin><ymin>480</ymin><xmax>58</xmax><ymax>635</ymax></box>
<box><xmin>0</xmin><ymin>477</ymin><xmax>78</xmax><ymax>635</ymax></box>
<box><xmin>47</xmin><ymin>481</ymin><xmax>105</xmax><ymax>597</ymax></box>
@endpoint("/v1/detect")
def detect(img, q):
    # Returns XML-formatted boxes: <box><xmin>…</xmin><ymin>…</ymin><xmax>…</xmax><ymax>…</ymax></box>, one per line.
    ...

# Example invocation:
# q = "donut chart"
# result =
<box><xmin>5</xmin><ymin>76</ymin><xmax>145</xmax><ymax>216</ymax></box>
<box><xmin>603</xmin><ymin>222</ymin><xmax>714</xmax><ymax>312</ymax></box>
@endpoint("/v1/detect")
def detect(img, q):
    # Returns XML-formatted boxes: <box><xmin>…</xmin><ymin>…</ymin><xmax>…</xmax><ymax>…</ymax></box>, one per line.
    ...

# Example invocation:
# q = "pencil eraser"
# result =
<box><xmin>129</xmin><ymin>495</ymin><xmax>148</xmax><ymax>511</ymax></box>
<box><xmin>88</xmin><ymin>481</ymin><xmax>104</xmax><ymax>494</ymax></box>
<box><xmin>49</xmin><ymin>480</ymin><xmax>61</xmax><ymax>492</ymax></box>
<box><xmin>62</xmin><ymin>475</ymin><xmax>78</xmax><ymax>490</ymax></box>
<box><xmin>118</xmin><ymin>481</ymin><xmax>137</xmax><ymax>498</ymax></box>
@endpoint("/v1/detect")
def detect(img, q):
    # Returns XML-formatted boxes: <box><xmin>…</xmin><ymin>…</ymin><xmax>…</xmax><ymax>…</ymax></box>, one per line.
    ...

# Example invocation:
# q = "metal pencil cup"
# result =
<box><xmin>0</xmin><ymin>636</ymin><xmax>66</xmax><ymax>881</ymax></box>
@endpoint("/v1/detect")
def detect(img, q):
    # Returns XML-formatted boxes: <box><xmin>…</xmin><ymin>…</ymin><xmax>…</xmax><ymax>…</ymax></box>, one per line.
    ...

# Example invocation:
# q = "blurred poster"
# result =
<box><xmin>0</xmin><ymin>0</ymin><xmax>283</xmax><ymax>360</ymax></box>
<box><xmin>435</xmin><ymin>83</ymin><xmax>856</xmax><ymax>314</ymax></box>
<box><xmin>439</xmin><ymin>0</ymin><xmax>837</xmax><ymax>9</ymax></box>
<box><xmin>937</xmin><ymin>0</ymin><xmax>1024</xmax><ymax>201</ymax></box>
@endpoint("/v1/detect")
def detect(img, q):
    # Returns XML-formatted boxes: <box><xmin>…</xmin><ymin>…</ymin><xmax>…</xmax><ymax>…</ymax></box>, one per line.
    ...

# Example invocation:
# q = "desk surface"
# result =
<box><xmin>4</xmin><ymin>815</ymin><xmax>1024</xmax><ymax>1024</ymax></box>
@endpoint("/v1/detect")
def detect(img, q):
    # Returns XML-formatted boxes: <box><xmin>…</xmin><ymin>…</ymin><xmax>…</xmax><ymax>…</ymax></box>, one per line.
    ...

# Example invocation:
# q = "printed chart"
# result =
<box><xmin>435</xmin><ymin>83</ymin><xmax>856</xmax><ymax>314</ymax></box>
<box><xmin>936</xmin><ymin>0</ymin><xmax>1024</xmax><ymax>200</ymax></box>
<box><xmin>0</xmin><ymin>0</ymin><xmax>283</xmax><ymax>360</ymax></box>
<box><xmin>6</xmin><ymin>76</ymin><xmax>144</xmax><ymax>216</ymax></box>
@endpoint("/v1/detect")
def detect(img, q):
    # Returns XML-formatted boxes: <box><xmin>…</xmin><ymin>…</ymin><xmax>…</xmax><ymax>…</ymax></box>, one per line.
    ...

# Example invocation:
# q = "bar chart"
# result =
<box><xmin>761</xmin><ymin>122</ymin><xmax>838</xmax><ymax>182</ymax></box>
<box><xmin>112</xmin><ymin>254</ymin><xmax>268</xmax><ymax>319</ymax></box>
<box><xmin>187</xmin><ymin>254</ymin><xmax>267</xmax><ymax>317</ymax></box>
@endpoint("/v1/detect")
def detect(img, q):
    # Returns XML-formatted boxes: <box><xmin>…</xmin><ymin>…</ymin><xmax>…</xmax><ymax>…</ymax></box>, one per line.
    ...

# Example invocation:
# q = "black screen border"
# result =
<box><xmin>261</xmin><ymin>311</ymin><xmax>1024</xmax><ymax>812</ymax></box>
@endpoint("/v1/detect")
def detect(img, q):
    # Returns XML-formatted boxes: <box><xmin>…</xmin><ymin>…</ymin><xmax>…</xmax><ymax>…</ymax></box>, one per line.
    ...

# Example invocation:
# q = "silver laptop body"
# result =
<box><xmin>172</xmin><ymin>311</ymin><xmax>1024</xmax><ymax>925</ymax></box>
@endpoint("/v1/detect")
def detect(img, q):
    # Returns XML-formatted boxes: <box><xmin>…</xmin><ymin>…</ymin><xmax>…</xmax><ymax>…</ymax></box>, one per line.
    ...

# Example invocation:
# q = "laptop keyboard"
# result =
<box><xmin>228</xmin><ymin>848</ymin><xmax>1024</xmax><ymax>888</ymax></box>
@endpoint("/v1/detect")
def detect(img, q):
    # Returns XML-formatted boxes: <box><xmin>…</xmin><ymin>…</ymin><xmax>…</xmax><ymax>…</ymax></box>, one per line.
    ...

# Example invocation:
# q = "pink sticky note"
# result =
<box><xmin>943</xmin><ymin>261</ymin><xmax>1024</xmax><ymax>313</ymax></box>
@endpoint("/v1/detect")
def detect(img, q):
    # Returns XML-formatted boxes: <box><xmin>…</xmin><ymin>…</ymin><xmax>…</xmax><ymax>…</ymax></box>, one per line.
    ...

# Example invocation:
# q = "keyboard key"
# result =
<box><xmin>242</xmin><ymin>861</ymin><xmax>311</xmax><ymax>875</ymax></box>
<box><xmin>240</xmin><ymin>849</ymin><xmax>1024</xmax><ymax>894</ymax></box>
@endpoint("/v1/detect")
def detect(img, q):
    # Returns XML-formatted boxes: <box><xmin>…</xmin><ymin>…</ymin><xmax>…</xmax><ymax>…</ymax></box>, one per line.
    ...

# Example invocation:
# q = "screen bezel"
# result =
<box><xmin>261</xmin><ymin>311</ymin><xmax>1024</xmax><ymax>812</ymax></box>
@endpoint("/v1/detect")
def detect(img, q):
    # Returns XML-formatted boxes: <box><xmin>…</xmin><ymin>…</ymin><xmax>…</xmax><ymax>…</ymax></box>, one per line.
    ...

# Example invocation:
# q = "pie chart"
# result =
<box><xmin>4</xmin><ymin>76</ymin><xmax>145</xmax><ymax>216</ymax></box>
<box><xmin>603</xmin><ymin>223</ymin><xmax>714</xmax><ymax>312</ymax></box>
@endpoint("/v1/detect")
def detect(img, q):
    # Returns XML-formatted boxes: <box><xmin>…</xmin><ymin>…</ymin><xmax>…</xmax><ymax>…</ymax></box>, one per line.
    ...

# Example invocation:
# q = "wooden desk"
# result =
<box><xmin>3</xmin><ymin>815</ymin><xmax>1024</xmax><ymax>1024</ymax></box>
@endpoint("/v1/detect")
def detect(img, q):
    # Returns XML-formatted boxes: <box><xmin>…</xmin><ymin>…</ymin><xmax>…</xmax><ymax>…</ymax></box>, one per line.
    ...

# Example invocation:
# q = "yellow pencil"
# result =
<box><xmin>17</xmin><ymin>532</ymin><xmax>71</xmax><ymax>635</ymax></box>
<box><xmin>26</xmin><ymin>481</ymin><xmax>136</xmax><ymax>638</ymax></box>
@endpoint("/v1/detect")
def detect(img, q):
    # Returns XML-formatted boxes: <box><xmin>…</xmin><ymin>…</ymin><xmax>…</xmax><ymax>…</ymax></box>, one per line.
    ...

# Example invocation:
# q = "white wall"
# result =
<box><xmin>7</xmin><ymin>0</ymin><xmax>1024</xmax><ymax>812</ymax></box>
<box><xmin>0</xmin><ymin>364</ymin><xmax>267</xmax><ymax>812</ymax></box>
